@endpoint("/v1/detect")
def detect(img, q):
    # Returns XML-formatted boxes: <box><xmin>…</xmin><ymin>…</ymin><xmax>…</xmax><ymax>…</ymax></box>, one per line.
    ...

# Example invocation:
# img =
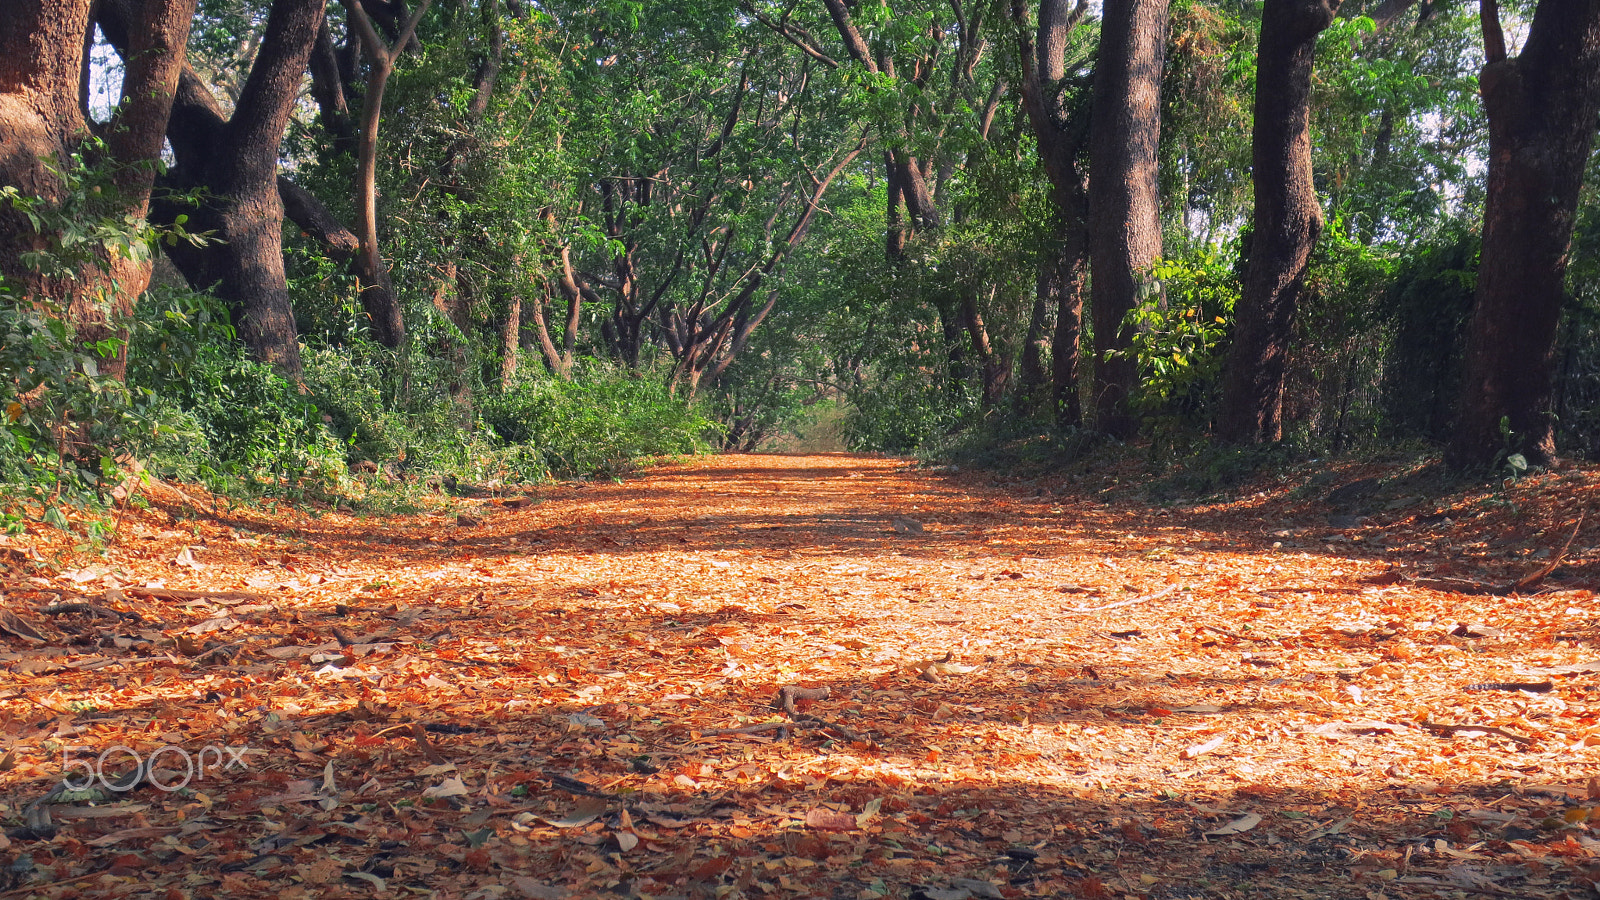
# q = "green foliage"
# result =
<box><xmin>0</xmin><ymin>144</ymin><xmax>184</xmax><ymax>514</ymax></box>
<box><xmin>1375</xmin><ymin>228</ymin><xmax>1478</xmax><ymax>442</ymax></box>
<box><xmin>157</xmin><ymin>347</ymin><xmax>348</xmax><ymax>493</ymax></box>
<box><xmin>0</xmin><ymin>285</ymin><xmax>131</xmax><ymax>507</ymax></box>
<box><xmin>480</xmin><ymin>362</ymin><xmax>718</xmax><ymax>478</ymax></box>
<box><xmin>1113</xmin><ymin>252</ymin><xmax>1238</xmax><ymax>424</ymax></box>
<box><xmin>1284</xmin><ymin>219</ymin><xmax>1396</xmax><ymax>454</ymax></box>
<box><xmin>845</xmin><ymin>367</ymin><xmax>979</xmax><ymax>456</ymax></box>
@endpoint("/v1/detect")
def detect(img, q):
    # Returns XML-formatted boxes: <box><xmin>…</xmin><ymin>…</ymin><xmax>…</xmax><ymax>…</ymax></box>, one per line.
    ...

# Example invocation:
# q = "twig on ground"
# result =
<box><xmin>124</xmin><ymin>586</ymin><xmax>268</xmax><ymax>604</ymax></box>
<box><xmin>1060</xmin><ymin>584</ymin><xmax>1179</xmax><ymax>614</ymax></box>
<box><xmin>39</xmin><ymin>602</ymin><xmax>137</xmax><ymax>621</ymax></box>
<box><xmin>1495</xmin><ymin>513</ymin><xmax>1585</xmax><ymax>595</ymax></box>
<box><xmin>0</xmin><ymin>870</ymin><xmax>105</xmax><ymax>899</ymax></box>
<box><xmin>702</xmin><ymin>684</ymin><xmax>864</xmax><ymax>743</ymax></box>
<box><xmin>1418</xmin><ymin>722</ymin><xmax>1534</xmax><ymax>747</ymax></box>
<box><xmin>409</xmin><ymin>723</ymin><xmax>449</xmax><ymax>764</ymax></box>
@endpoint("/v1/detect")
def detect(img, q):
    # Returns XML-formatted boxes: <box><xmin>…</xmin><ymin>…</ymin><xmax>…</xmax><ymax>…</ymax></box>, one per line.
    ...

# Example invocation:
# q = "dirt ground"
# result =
<box><xmin>1</xmin><ymin>451</ymin><xmax>1598</xmax><ymax>899</ymax></box>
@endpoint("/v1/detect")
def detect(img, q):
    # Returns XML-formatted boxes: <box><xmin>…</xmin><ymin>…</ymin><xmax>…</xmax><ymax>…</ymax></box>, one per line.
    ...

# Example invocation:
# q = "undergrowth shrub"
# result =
<box><xmin>481</xmin><ymin>362</ymin><xmax>717</xmax><ymax>478</ymax></box>
<box><xmin>1112</xmin><ymin>250</ymin><xmax>1238</xmax><ymax>453</ymax></box>
<box><xmin>844</xmin><ymin>370</ymin><xmax>979</xmax><ymax>455</ymax></box>
<box><xmin>158</xmin><ymin>348</ymin><xmax>348</xmax><ymax>494</ymax></box>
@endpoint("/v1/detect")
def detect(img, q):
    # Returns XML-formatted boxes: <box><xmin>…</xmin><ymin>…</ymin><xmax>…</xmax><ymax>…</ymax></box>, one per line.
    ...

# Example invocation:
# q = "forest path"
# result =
<box><xmin>3</xmin><ymin>452</ymin><xmax>1599</xmax><ymax>898</ymax></box>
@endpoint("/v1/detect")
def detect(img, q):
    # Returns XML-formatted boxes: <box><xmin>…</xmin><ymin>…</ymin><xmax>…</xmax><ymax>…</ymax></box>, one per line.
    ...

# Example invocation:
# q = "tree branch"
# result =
<box><xmin>1481</xmin><ymin>0</ymin><xmax>1507</xmax><ymax>64</ymax></box>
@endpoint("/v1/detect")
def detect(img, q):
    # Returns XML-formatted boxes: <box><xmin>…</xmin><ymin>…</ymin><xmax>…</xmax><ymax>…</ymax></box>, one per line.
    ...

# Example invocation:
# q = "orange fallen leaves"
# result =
<box><xmin>0</xmin><ymin>453</ymin><xmax>1596</xmax><ymax>897</ymax></box>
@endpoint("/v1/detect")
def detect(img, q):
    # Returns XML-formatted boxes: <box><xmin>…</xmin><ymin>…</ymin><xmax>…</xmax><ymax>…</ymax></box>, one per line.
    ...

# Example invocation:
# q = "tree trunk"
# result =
<box><xmin>1017</xmin><ymin>277</ymin><xmax>1052</xmax><ymax>412</ymax></box>
<box><xmin>0</xmin><ymin>2</ymin><xmax>94</xmax><ymax>315</ymax></box>
<box><xmin>1047</xmin><ymin>221</ymin><xmax>1088</xmax><ymax>427</ymax></box>
<box><xmin>99</xmin><ymin>0</ymin><xmax>320</xmax><ymax>378</ymax></box>
<box><xmin>342</xmin><ymin>0</ymin><xmax>432</xmax><ymax>350</ymax></box>
<box><xmin>1012</xmin><ymin>0</ymin><xmax>1092</xmax><ymax>426</ymax></box>
<box><xmin>1449</xmin><ymin>0</ymin><xmax>1600</xmax><ymax>468</ymax></box>
<box><xmin>1218</xmin><ymin>0</ymin><xmax>1339</xmax><ymax>445</ymax></box>
<box><xmin>1</xmin><ymin>0</ymin><xmax>196</xmax><ymax>379</ymax></box>
<box><xmin>959</xmin><ymin>289</ymin><xmax>1011</xmax><ymax>406</ymax></box>
<box><xmin>1088</xmin><ymin>0</ymin><xmax>1169</xmax><ymax>439</ymax></box>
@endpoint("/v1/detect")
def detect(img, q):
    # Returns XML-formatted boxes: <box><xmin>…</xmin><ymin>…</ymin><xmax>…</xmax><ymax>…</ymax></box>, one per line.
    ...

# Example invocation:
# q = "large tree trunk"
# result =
<box><xmin>1449</xmin><ymin>0</ymin><xmax>1600</xmax><ymax>468</ymax></box>
<box><xmin>1012</xmin><ymin>0</ymin><xmax>1091</xmax><ymax>426</ymax></box>
<box><xmin>0</xmin><ymin>0</ymin><xmax>98</xmax><ymax>318</ymax></box>
<box><xmin>1088</xmin><ymin>0</ymin><xmax>1169</xmax><ymax>439</ymax></box>
<box><xmin>1</xmin><ymin>0</ymin><xmax>196</xmax><ymax>380</ymax></box>
<box><xmin>1218</xmin><ymin>0</ymin><xmax>1339</xmax><ymax>444</ymax></box>
<box><xmin>99</xmin><ymin>0</ymin><xmax>322</xmax><ymax>378</ymax></box>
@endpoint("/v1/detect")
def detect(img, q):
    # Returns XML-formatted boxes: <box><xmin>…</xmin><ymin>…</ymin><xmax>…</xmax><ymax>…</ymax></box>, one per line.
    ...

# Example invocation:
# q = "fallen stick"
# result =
<box><xmin>1061</xmin><ymin>584</ymin><xmax>1179</xmax><ymax>614</ymax></box>
<box><xmin>124</xmin><ymin>587</ymin><xmax>269</xmax><ymax>604</ymax></box>
<box><xmin>0</xmin><ymin>870</ymin><xmax>105</xmax><ymax>899</ymax></box>
<box><xmin>408</xmin><ymin>723</ymin><xmax>449</xmax><ymax>765</ymax></box>
<box><xmin>40</xmin><ymin>602</ymin><xmax>137</xmax><ymax>621</ymax></box>
<box><xmin>701</xmin><ymin>722</ymin><xmax>792</xmax><ymax>737</ymax></box>
<box><xmin>1494</xmin><ymin>513</ymin><xmax>1585</xmax><ymax>595</ymax></box>
<box><xmin>703</xmin><ymin>684</ymin><xmax>864</xmax><ymax>743</ymax></box>
<box><xmin>1418</xmin><ymin>722</ymin><xmax>1534</xmax><ymax>747</ymax></box>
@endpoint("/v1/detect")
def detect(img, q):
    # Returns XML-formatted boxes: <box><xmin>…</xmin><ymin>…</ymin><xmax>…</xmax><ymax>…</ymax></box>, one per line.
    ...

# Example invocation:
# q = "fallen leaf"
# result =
<box><xmin>422</xmin><ymin>776</ymin><xmax>469</xmax><ymax>799</ymax></box>
<box><xmin>804</xmin><ymin>807</ymin><xmax>856</xmax><ymax>831</ymax></box>
<box><xmin>1203</xmin><ymin>813</ymin><xmax>1261</xmax><ymax>837</ymax></box>
<box><xmin>1183</xmin><ymin>735</ymin><xmax>1226</xmax><ymax>759</ymax></box>
<box><xmin>543</xmin><ymin>797</ymin><xmax>608</xmax><ymax>828</ymax></box>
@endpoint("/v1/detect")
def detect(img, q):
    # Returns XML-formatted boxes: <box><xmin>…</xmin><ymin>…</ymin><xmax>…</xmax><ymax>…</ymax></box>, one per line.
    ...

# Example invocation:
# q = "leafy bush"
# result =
<box><xmin>844</xmin><ymin>369</ymin><xmax>979</xmax><ymax>456</ymax></box>
<box><xmin>481</xmin><ymin>361</ymin><xmax>717</xmax><ymax>478</ymax></box>
<box><xmin>1107</xmin><ymin>250</ymin><xmax>1238</xmax><ymax>454</ymax></box>
<box><xmin>1375</xmin><ymin>230</ymin><xmax>1477</xmax><ymax>442</ymax></box>
<box><xmin>0</xmin><ymin>285</ymin><xmax>134</xmax><ymax>512</ymax></box>
<box><xmin>156</xmin><ymin>347</ymin><xmax>347</xmax><ymax>493</ymax></box>
<box><xmin>1116</xmin><ymin>252</ymin><xmax>1238</xmax><ymax>416</ymax></box>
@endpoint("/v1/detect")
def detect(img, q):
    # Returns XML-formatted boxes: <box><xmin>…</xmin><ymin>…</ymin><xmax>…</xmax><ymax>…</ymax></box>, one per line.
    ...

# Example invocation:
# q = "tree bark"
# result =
<box><xmin>341</xmin><ymin>0</ymin><xmax>432</xmax><ymax>350</ymax></box>
<box><xmin>99</xmin><ymin>0</ymin><xmax>322</xmax><ymax>378</ymax></box>
<box><xmin>1449</xmin><ymin>0</ymin><xmax>1600</xmax><ymax>468</ymax></box>
<box><xmin>1088</xmin><ymin>0</ymin><xmax>1169</xmax><ymax>439</ymax></box>
<box><xmin>1012</xmin><ymin>0</ymin><xmax>1091</xmax><ymax>426</ymax></box>
<box><xmin>1</xmin><ymin>0</ymin><xmax>196</xmax><ymax>379</ymax></box>
<box><xmin>1218</xmin><ymin>0</ymin><xmax>1339</xmax><ymax>444</ymax></box>
<box><xmin>960</xmin><ymin>289</ymin><xmax>1011</xmax><ymax>406</ymax></box>
<box><xmin>499</xmin><ymin>289</ymin><xmax>521</xmax><ymax>388</ymax></box>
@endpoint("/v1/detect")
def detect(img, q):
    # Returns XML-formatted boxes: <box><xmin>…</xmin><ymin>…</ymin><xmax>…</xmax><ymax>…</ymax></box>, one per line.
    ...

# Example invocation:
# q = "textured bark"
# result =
<box><xmin>1047</xmin><ymin>227</ymin><xmax>1088</xmax><ymax>426</ymax></box>
<box><xmin>499</xmin><ymin>289</ymin><xmax>521</xmax><ymax>388</ymax></box>
<box><xmin>960</xmin><ymin>290</ymin><xmax>1011</xmax><ymax>406</ymax></box>
<box><xmin>1</xmin><ymin>0</ymin><xmax>196</xmax><ymax>379</ymax></box>
<box><xmin>0</xmin><ymin>0</ymin><xmax>96</xmax><ymax>313</ymax></box>
<box><xmin>307</xmin><ymin>16</ymin><xmax>358</xmax><ymax>154</ymax></box>
<box><xmin>1088</xmin><ymin>0</ymin><xmax>1169</xmax><ymax>438</ymax></box>
<box><xmin>1218</xmin><ymin>0</ymin><xmax>1339</xmax><ymax>444</ymax></box>
<box><xmin>99</xmin><ymin>0</ymin><xmax>321</xmax><ymax>378</ymax></box>
<box><xmin>278</xmin><ymin>175</ymin><xmax>360</xmax><ymax>262</ymax></box>
<box><xmin>1012</xmin><ymin>0</ymin><xmax>1091</xmax><ymax>426</ymax></box>
<box><xmin>1449</xmin><ymin>0</ymin><xmax>1600</xmax><ymax>468</ymax></box>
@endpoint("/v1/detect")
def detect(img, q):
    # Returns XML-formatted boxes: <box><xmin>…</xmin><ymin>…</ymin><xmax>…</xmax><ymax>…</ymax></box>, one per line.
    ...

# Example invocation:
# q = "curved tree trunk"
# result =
<box><xmin>1088</xmin><ymin>0</ymin><xmax>1169</xmax><ymax>439</ymax></box>
<box><xmin>1218</xmin><ymin>0</ymin><xmax>1339</xmax><ymax>445</ymax></box>
<box><xmin>341</xmin><ymin>0</ymin><xmax>433</xmax><ymax>351</ymax></box>
<box><xmin>1449</xmin><ymin>0</ymin><xmax>1600</xmax><ymax>468</ymax></box>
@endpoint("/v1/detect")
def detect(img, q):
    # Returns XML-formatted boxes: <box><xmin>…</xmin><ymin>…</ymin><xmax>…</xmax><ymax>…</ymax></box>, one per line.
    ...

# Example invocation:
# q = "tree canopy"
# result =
<box><xmin>5</xmin><ymin>0</ymin><xmax>1600</xmax><ymax>507</ymax></box>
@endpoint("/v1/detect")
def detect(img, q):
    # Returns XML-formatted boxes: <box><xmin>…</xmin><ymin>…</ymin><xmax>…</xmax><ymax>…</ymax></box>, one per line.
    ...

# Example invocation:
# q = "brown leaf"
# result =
<box><xmin>803</xmin><ymin>807</ymin><xmax>856</xmax><ymax>831</ymax></box>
